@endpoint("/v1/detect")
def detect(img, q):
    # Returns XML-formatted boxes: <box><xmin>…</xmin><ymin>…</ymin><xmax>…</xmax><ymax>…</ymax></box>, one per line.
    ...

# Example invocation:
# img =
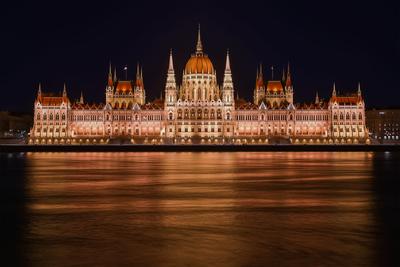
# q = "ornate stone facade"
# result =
<box><xmin>29</xmin><ymin>27</ymin><xmax>368</xmax><ymax>145</ymax></box>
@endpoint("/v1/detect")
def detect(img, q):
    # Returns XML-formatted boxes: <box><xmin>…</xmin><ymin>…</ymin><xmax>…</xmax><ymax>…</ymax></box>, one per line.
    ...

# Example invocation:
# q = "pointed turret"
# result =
<box><xmin>282</xmin><ymin>68</ymin><xmax>286</xmax><ymax>84</ymax></box>
<box><xmin>63</xmin><ymin>83</ymin><xmax>67</xmax><ymax>97</ymax></box>
<box><xmin>196</xmin><ymin>24</ymin><xmax>203</xmax><ymax>55</ymax></box>
<box><xmin>165</xmin><ymin>49</ymin><xmax>176</xmax><ymax>91</ymax></box>
<box><xmin>136</xmin><ymin>62</ymin><xmax>140</xmax><ymax>81</ymax></box>
<box><xmin>225</xmin><ymin>49</ymin><xmax>231</xmax><ymax>71</ymax></box>
<box><xmin>223</xmin><ymin>49</ymin><xmax>234</xmax><ymax>106</ymax></box>
<box><xmin>256</xmin><ymin>63</ymin><xmax>264</xmax><ymax>88</ymax></box>
<box><xmin>168</xmin><ymin>49</ymin><xmax>174</xmax><ymax>72</ymax></box>
<box><xmin>332</xmin><ymin>82</ymin><xmax>337</xmax><ymax>97</ymax></box>
<box><xmin>79</xmin><ymin>91</ymin><xmax>84</xmax><ymax>104</ymax></box>
<box><xmin>113</xmin><ymin>67</ymin><xmax>117</xmax><ymax>82</ymax></box>
<box><xmin>357</xmin><ymin>82</ymin><xmax>362</xmax><ymax>97</ymax></box>
<box><xmin>37</xmin><ymin>83</ymin><xmax>42</xmax><ymax>98</ymax></box>
<box><xmin>108</xmin><ymin>62</ymin><xmax>113</xmax><ymax>86</ymax></box>
<box><xmin>286</xmin><ymin>63</ymin><xmax>292</xmax><ymax>87</ymax></box>
<box><xmin>315</xmin><ymin>91</ymin><xmax>320</xmax><ymax>104</ymax></box>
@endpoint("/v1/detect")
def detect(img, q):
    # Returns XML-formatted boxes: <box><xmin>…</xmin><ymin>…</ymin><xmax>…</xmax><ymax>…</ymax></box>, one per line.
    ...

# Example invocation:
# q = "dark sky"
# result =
<box><xmin>1</xmin><ymin>1</ymin><xmax>398</xmax><ymax>112</ymax></box>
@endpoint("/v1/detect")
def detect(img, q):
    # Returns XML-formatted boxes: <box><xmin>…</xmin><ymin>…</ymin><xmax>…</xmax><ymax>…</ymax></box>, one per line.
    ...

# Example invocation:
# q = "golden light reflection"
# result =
<box><xmin>24</xmin><ymin>152</ymin><xmax>377</xmax><ymax>266</ymax></box>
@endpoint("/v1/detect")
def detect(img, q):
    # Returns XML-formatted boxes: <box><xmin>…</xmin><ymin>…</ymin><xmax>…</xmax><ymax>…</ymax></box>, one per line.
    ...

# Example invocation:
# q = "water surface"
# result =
<box><xmin>1</xmin><ymin>152</ymin><xmax>399</xmax><ymax>266</ymax></box>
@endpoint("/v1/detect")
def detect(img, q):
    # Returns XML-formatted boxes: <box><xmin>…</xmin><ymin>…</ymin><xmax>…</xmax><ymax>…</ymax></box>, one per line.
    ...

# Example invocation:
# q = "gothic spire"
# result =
<box><xmin>223</xmin><ymin>49</ymin><xmax>233</xmax><ymax>90</ymax></box>
<box><xmin>37</xmin><ymin>83</ymin><xmax>42</xmax><ymax>97</ymax></box>
<box><xmin>80</xmin><ymin>91</ymin><xmax>84</xmax><ymax>104</ymax></box>
<box><xmin>63</xmin><ymin>82</ymin><xmax>67</xmax><ymax>97</ymax></box>
<box><xmin>168</xmin><ymin>49</ymin><xmax>174</xmax><ymax>72</ymax></box>
<box><xmin>113</xmin><ymin>67</ymin><xmax>117</xmax><ymax>82</ymax></box>
<box><xmin>196</xmin><ymin>24</ymin><xmax>203</xmax><ymax>54</ymax></box>
<box><xmin>286</xmin><ymin>62</ymin><xmax>292</xmax><ymax>87</ymax></box>
<box><xmin>136</xmin><ymin>62</ymin><xmax>140</xmax><ymax>80</ymax></box>
<box><xmin>282</xmin><ymin>67</ymin><xmax>286</xmax><ymax>83</ymax></box>
<box><xmin>332</xmin><ymin>82</ymin><xmax>337</xmax><ymax>96</ymax></box>
<box><xmin>225</xmin><ymin>49</ymin><xmax>231</xmax><ymax>72</ymax></box>
<box><xmin>108</xmin><ymin>62</ymin><xmax>113</xmax><ymax>86</ymax></box>
<box><xmin>315</xmin><ymin>91</ymin><xmax>320</xmax><ymax>104</ymax></box>
<box><xmin>357</xmin><ymin>82</ymin><xmax>362</xmax><ymax>96</ymax></box>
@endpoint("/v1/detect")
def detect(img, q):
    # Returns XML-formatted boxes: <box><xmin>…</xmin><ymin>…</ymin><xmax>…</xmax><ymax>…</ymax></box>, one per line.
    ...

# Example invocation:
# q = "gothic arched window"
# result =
<box><xmin>36</xmin><ymin>113</ymin><xmax>40</xmax><ymax>120</ymax></box>
<box><xmin>49</xmin><ymin>113</ymin><xmax>53</xmax><ymax>120</ymax></box>
<box><xmin>359</xmin><ymin>113</ymin><xmax>362</xmax><ymax>120</ymax></box>
<box><xmin>56</xmin><ymin>113</ymin><xmax>59</xmax><ymax>120</ymax></box>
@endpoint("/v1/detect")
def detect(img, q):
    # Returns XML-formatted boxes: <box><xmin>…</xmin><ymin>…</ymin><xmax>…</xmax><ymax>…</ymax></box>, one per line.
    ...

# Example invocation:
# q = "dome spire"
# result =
<box><xmin>196</xmin><ymin>24</ymin><xmax>203</xmax><ymax>55</ymax></box>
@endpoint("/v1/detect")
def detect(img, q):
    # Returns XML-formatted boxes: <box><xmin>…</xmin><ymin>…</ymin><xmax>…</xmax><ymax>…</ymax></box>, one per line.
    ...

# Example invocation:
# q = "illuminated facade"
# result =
<box><xmin>29</xmin><ymin>27</ymin><xmax>368</xmax><ymax>145</ymax></box>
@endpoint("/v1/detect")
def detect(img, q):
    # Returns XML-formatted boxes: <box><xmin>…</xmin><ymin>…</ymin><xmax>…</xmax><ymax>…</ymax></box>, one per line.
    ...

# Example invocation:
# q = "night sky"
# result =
<box><xmin>1</xmin><ymin>1</ymin><xmax>398</xmax><ymax>112</ymax></box>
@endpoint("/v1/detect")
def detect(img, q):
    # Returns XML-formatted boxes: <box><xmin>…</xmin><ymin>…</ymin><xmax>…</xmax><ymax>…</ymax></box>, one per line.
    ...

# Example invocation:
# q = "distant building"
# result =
<box><xmin>29</xmin><ymin>27</ymin><xmax>369</xmax><ymax>145</ymax></box>
<box><xmin>366</xmin><ymin>109</ymin><xmax>400</xmax><ymax>143</ymax></box>
<box><xmin>0</xmin><ymin>111</ymin><xmax>32</xmax><ymax>140</ymax></box>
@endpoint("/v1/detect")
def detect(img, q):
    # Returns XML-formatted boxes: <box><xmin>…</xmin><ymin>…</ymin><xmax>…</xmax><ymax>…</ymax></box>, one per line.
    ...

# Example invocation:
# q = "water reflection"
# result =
<box><xmin>2</xmin><ymin>152</ymin><xmax>399</xmax><ymax>266</ymax></box>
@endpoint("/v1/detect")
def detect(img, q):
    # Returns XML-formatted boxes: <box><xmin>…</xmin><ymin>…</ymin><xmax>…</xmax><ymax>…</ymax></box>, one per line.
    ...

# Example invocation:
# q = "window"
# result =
<box><xmin>36</xmin><ymin>113</ymin><xmax>40</xmax><ymax>120</ymax></box>
<box><xmin>169</xmin><ymin>113</ymin><xmax>173</xmax><ymax>120</ymax></box>
<box><xmin>62</xmin><ymin>113</ymin><xmax>66</xmax><ymax>120</ymax></box>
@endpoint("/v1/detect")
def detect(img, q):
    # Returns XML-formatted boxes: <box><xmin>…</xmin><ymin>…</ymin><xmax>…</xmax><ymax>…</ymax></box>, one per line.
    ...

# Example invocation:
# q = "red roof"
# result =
<box><xmin>331</xmin><ymin>95</ymin><xmax>361</xmax><ymax>105</ymax></box>
<box><xmin>115</xmin><ymin>81</ymin><xmax>133</xmax><ymax>93</ymax></box>
<box><xmin>266</xmin><ymin>81</ymin><xmax>284</xmax><ymax>92</ymax></box>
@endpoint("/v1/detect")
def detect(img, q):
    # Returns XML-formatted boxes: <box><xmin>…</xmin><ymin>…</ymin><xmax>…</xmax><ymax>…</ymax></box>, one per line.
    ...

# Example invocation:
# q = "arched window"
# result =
<box><xmin>56</xmin><ymin>113</ymin><xmax>59</xmax><ymax>120</ymax></box>
<box><xmin>168</xmin><ymin>113</ymin><xmax>173</xmax><ymax>120</ymax></box>
<box><xmin>333</xmin><ymin>113</ymin><xmax>338</xmax><ymax>120</ymax></box>
<box><xmin>340</xmin><ymin>113</ymin><xmax>344</xmax><ymax>120</ymax></box>
<box><xmin>346</xmin><ymin>113</ymin><xmax>350</xmax><ymax>120</ymax></box>
<box><xmin>177</xmin><ymin>109</ymin><xmax>182</xmax><ymax>119</ymax></box>
<box><xmin>184</xmin><ymin>109</ymin><xmax>189</xmax><ymax>119</ymax></box>
<box><xmin>226</xmin><ymin>113</ymin><xmax>231</xmax><ymax>120</ymax></box>
<box><xmin>352</xmin><ymin>113</ymin><xmax>356</xmax><ymax>120</ymax></box>
<box><xmin>62</xmin><ymin>113</ymin><xmax>65</xmax><ymax>120</ymax></box>
<box><xmin>49</xmin><ymin>113</ymin><xmax>53</xmax><ymax>120</ymax></box>
<box><xmin>289</xmin><ymin>114</ymin><xmax>293</xmax><ymax>120</ymax></box>
<box><xmin>36</xmin><ymin>113</ymin><xmax>40</xmax><ymax>120</ymax></box>
<box><xmin>197</xmin><ymin>109</ymin><xmax>202</xmax><ymax>119</ymax></box>
<box><xmin>217</xmin><ymin>109</ymin><xmax>222</xmax><ymax>119</ymax></box>
<box><xmin>359</xmin><ymin>113</ymin><xmax>362</xmax><ymax>120</ymax></box>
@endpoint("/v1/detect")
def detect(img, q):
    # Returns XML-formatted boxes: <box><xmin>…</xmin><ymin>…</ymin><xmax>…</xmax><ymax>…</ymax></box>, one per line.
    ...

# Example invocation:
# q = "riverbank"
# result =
<box><xmin>1</xmin><ymin>144</ymin><xmax>399</xmax><ymax>152</ymax></box>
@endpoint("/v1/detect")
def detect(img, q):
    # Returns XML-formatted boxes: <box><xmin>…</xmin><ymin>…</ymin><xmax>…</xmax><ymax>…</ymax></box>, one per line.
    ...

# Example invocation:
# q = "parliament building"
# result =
<box><xmin>29</xmin><ymin>27</ymin><xmax>369</xmax><ymax>145</ymax></box>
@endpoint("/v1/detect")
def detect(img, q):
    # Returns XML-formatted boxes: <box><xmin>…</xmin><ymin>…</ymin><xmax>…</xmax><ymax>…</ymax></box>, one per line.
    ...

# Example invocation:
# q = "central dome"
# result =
<box><xmin>185</xmin><ymin>54</ymin><xmax>214</xmax><ymax>74</ymax></box>
<box><xmin>184</xmin><ymin>25</ymin><xmax>214</xmax><ymax>75</ymax></box>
